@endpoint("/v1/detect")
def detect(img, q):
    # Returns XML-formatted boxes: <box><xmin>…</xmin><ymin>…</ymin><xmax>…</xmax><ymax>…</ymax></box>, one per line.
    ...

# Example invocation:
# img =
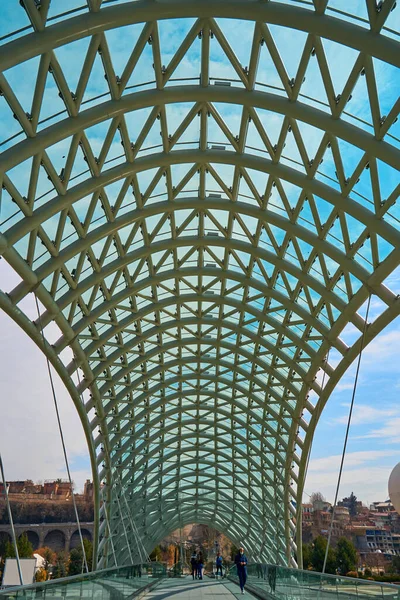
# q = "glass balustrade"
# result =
<box><xmin>229</xmin><ymin>563</ymin><xmax>400</xmax><ymax>599</ymax></box>
<box><xmin>0</xmin><ymin>562</ymin><xmax>166</xmax><ymax>600</ymax></box>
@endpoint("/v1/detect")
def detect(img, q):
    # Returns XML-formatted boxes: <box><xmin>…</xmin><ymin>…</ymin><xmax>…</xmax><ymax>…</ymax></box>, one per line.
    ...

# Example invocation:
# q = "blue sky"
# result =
<box><xmin>0</xmin><ymin>2</ymin><xmax>399</xmax><ymax>504</ymax></box>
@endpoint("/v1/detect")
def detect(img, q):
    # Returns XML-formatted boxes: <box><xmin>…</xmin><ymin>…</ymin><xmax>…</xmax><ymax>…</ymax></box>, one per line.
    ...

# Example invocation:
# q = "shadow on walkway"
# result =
<box><xmin>145</xmin><ymin>577</ymin><xmax>242</xmax><ymax>599</ymax></box>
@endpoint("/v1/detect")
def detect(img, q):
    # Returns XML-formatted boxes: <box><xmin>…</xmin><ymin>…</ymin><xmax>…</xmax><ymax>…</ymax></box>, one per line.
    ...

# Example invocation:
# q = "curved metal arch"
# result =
<box><xmin>112</xmin><ymin>465</ymin><xmax>287</xmax><ymax>539</ymax></box>
<box><xmin>97</xmin><ymin>357</ymin><xmax>309</xmax><ymax>428</ymax></box>
<box><xmin>28</xmin><ymin>227</ymin><xmax>360</xmax><ymax>332</ymax></box>
<box><xmin>112</xmin><ymin>496</ymin><xmax>284</xmax><ymax>565</ymax></box>
<box><xmin>113</xmin><ymin>448</ymin><xmax>285</xmax><ymax>506</ymax></box>
<box><xmin>109</xmin><ymin>432</ymin><xmax>292</xmax><ymax>511</ymax></box>
<box><xmin>60</xmin><ymin>268</ymin><xmax>353</xmax><ymax>355</ymax></box>
<box><xmin>1</xmin><ymin>0</ymin><xmax>398</xmax><ymax>72</ymax></box>
<box><xmin>1</xmin><ymin>86</ymin><xmax>398</xmax><ymax>174</ymax></box>
<box><xmin>98</xmin><ymin>381</ymin><xmax>299</xmax><ymax>466</ymax></box>
<box><xmin>5</xmin><ymin>153</ymin><xmax>399</xmax><ymax>251</ymax></box>
<box><xmin>83</xmin><ymin>317</ymin><xmax>316</xmax><ymax>410</ymax></box>
<box><xmin>141</xmin><ymin>499</ymin><xmax>290</xmax><ymax>546</ymax></box>
<box><xmin>82</xmin><ymin>315</ymin><xmax>317</xmax><ymax>385</ymax></box>
<box><xmin>111</xmin><ymin>436</ymin><xmax>287</xmax><ymax>513</ymax></box>
<box><xmin>119</xmin><ymin>469</ymin><xmax>288</xmax><ymax>541</ymax></box>
<box><xmin>89</xmin><ymin>312</ymin><xmax>326</xmax><ymax>395</ymax></box>
<box><xmin>292</xmin><ymin>295</ymin><xmax>400</xmax><ymax>563</ymax></box>
<box><xmin>1</xmin><ymin>0</ymin><xmax>399</xmax><ymax>571</ymax></box>
<box><xmin>91</xmin><ymin>319</ymin><xmax>327</xmax><ymax>387</ymax></box>
<box><xmin>143</xmin><ymin>510</ymin><xmax>282</xmax><ymax>564</ymax></box>
<box><xmin>70</xmin><ymin>287</ymin><xmax>341</xmax><ymax>363</ymax></box>
<box><xmin>122</xmin><ymin>464</ymin><xmax>283</xmax><ymax>520</ymax></box>
<box><xmin>122</xmin><ymin>484</ymin><xmax>281</xmax><ymax>552</ymax></box>
<box><xmin>101</xmin><ymin>386</ymin><xmax>298</xmax><ymax>472</ymax></box>
<box><xmin>47</xmin><ymin>227</ymin><xmax>367</xmax><ymax>339</ymax></box>
<box><xmin>133</xmin><ymin>483</ymin><xmax>293</xmax><ymax>554</ymax></box>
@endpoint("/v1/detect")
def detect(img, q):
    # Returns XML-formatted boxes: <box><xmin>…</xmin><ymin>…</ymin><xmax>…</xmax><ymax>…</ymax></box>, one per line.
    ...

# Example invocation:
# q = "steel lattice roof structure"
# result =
<box><xmin>0</xmin><ymin>0</ymin><xmax>399</xmax><ymax>570</ymax></box>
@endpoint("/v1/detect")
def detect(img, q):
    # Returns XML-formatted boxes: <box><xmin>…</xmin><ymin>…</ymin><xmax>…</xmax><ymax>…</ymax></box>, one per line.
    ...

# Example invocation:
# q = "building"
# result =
<box><xmin>0</xmin><ymin>479</ymin><xmax>94</xmax><ymax>503</ymax></box>
<box><xmin>334</xmin><ymin>506</ymin><xmax>350</xmax><ymax>524</ymax></box>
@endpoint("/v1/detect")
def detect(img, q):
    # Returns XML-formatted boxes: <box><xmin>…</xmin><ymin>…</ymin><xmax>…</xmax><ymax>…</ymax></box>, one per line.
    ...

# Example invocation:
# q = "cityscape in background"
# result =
<box><xmin>1</xmin><ymin>478</ymin><xmax>399</xmax><ymax>579</ymax></box>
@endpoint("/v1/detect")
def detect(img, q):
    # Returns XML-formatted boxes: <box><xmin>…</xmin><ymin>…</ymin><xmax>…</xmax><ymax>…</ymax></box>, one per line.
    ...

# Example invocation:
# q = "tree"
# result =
<box><xmin>35</xmin><ymin>568</ymin><xmax>48</xmax><ymax>582</ymax></box>
<box><xmin>6</xmin><ymin>533</ymin><xmax>33</xmax><ymax>558</ymax></box>
<box><xmin>348</xmin><ymin>493</ymin><xmax>358</xmax><ymax>518</ymax></box>
<box><xmin>389</xmin><ymin>556</ymin><xmax>400</xmax><ymax>575</ymax></box>
<box><xmin>311</xmin><ymin>536</ymin><xmax>336</xmax><ymax>574</ymax></box>
<box><xmin>302</xmin><ymin>543</ymin><xmax>312</xmax><ymax>569</ymax></box>
<box><xmin>52</xmin><ymin>551</ymin><xmax>69</xmax><ymax>579</ymax></box>
<box><xmin>68</xmin><ymin>548</ymin><xmax>85</xmax><ymax>576</ymax></box>
<box><xmin>37</xmin><ymin>547</ymin><xmax>56</xmax><ymax>571</ymax></box>
<box><xmin>150</xmin><ymin>545</ymin><xmax>162</xmax><ymax>562</ymax></box>
<box><xmin>336</xmin><ymin>537</ymin><xmax>357</xmax><ymax>575</ymax></box>
<box><xmin>310</xmin><ymin>492</ymin><xmax>326</xmax><ymax>509</ymax></box>
<box><xmin>0</xmin><ymin>536</ymin><xmax>8</xmax><ymax>560</ymax></box>
<box><xmin>82</xmin><ymin>539</ymin><xmax>93</xmax><ymax>571</ymax></box>
<box><xmin>230</xmin><ymin>544</ymin><xmax>239</xmax><ymax>561</ymax></box>
<box><xmin>68</xmin><ymin>539</ymin><xmax>93</xmax><ymax>575</ymax></box>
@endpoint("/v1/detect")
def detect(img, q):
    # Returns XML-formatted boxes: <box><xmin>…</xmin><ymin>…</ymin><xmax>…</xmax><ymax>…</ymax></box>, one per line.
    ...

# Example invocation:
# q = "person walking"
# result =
<box><xmin>197</xmin><ymin>551</ymin><xmax>204</xmax><ymax>580</ymax></box>
<box><xmin>215</xmin><ymin>552</ymin><xmax>223</xmax><ymax>578</ymax></box>
<box><xmin>190</xmin><ymin>552</ymin><xmax>197</xmax><ymax>580</ymax></box>
<box><xmin>234</xmin><ymin>547</ymin><xmax>248</xmax><ymax>594</ymax></box>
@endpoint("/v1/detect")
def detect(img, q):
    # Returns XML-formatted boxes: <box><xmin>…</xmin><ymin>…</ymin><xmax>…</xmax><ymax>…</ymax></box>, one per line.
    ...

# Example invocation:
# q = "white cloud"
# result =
<box><xmin>305</xmin><ymin>465</ymin><xmax>393</xmax><ymax>505</ymax></box>
<box><xmin>305</xmin><ymin>450</ymin><xmax>399</xmax><ymax>504</ymax></box>
<box><xmin>308</xmin><ymin>450</ymin><xmax>398</xmax><ymax>473</ymax></box>
<box><xmin>357</xmin><ymin>418</ymin><xmax>400</xmax><ymax>444</ymax></box>
<box><xmin>0</xmin><ymin>305</ymin><xmax>91</xmax><ymax>492</ymax></box>
<box><xmin>362</xmin><ymin>328</ymin><xmax>400</xmax><ymax>364</ymax></box>
<box><xmin>334</xmin><ymin>381</ymin><xmax>356</xmax><ymax>393</ymax></box>
<box><xmin>332</xmin><ymin>403</ymin><xmax>400</xmax><ymax>426</ymax></box>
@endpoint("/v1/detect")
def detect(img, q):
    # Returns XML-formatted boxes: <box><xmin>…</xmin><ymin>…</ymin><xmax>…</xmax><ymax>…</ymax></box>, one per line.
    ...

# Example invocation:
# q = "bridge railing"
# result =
<box><xmin>0</xmin><ymin>562</ymin><xmax>166</xmax><ymax>599</ymax></box>
<box><xmin>229</xmin><ymin>562</ymin><xmax>400</xmax><ymax>599</ymax></box>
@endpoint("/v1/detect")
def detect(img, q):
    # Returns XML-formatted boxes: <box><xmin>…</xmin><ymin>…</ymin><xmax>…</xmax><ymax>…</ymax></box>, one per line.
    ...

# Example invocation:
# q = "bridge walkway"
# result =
<box><xmin>144</xmin><ymin>577</ymin><xmax>252</xmax><ymax>600</ymax></box>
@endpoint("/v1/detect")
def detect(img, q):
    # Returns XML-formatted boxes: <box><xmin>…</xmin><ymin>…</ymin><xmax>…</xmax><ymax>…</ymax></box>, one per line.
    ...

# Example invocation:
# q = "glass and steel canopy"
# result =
<box><xmin>0</xmin><ymin>0</ymin><xmax>399</xmax><ymax>569</ymax></box>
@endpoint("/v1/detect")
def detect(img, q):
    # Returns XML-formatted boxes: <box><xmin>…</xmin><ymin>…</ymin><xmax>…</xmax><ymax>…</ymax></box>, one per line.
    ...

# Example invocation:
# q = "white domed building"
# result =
<box><xmin>389</xmin><ymin>463</ymin><xmax>400</xmax><ymax>515</ymax></box>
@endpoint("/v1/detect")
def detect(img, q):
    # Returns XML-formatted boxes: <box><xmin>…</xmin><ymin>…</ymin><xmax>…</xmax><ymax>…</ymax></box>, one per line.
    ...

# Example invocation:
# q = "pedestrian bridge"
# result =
<box><xmin>1</xmin><ymin>562</ymin><xmax>400</xmax><ymax>600</ymax></box>
<box><xmin>0</xmin><ymin>0</ymin><xmax>400</xmax><ymax>578</ymax></box>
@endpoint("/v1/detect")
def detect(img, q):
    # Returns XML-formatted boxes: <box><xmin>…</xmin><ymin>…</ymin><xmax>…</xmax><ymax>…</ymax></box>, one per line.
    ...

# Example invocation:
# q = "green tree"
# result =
<box><xmin>389</xmin><ymin>556</ymin><xmax>400</xmax><ymax>575</ymax></box>
<box><xmin>311</xmin><ymin>536</ymin><xmax>336</xmax><ymax>574</ymax></box>
<box><xmin>230</xmin><ymin>544</ymin><xmax>239</xmax><ymax>561</ymax></box>
<box><xmin>68</xmin><ymin>548</ymin><xmax>84</xmax><ymax>576</ymax></box>
<box><xmin>348</xmin><ymin>493</ymin><xmax>358</xmax><ymax>518</ymax></box>
<box><xmin>302</xmin><ymin>543</ymin><xmax>312</xmax><ymax>569</ymax></box>
<box><xmin>68</xmin><ymin>539</ymin><xmax>93</xmax><ymax>575</ymax></box>
<box><xmin>52</xmin><ymin>551</ymin><xmax>69</xmax><ymax>579</ymax></box>
<box><xmin>6</xmin><ymin>533</ymin><xmax>33</xmax><ymax>558</ymax></box>
<box><xmin>0</xmin><ymin>537</ymin><xmax>8</xmax><ymax>559</ymax></box>
<box><xmin>336</xmin><ymin>537</ymin><xmax>357</xmax><ymax>575</ymax></box>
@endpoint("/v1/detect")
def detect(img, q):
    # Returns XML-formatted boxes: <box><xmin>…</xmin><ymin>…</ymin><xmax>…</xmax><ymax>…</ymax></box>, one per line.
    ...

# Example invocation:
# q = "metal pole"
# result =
<box><xmin>322</xmin><ymin>295</ymin><xmax>371</xmax><ymax>574</ymax></box>
<box><xmin>0</xmin><ymin>452</ymin><xmax>24</xmax><ymax>585</ymax></box>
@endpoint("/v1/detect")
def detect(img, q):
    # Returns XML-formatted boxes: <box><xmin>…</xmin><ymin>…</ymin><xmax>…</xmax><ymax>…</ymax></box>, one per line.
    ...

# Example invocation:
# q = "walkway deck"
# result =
<box><xmin>144</xmin><ymin>577</ymin><xmax>251</xmax><ymax>600</ymax></box>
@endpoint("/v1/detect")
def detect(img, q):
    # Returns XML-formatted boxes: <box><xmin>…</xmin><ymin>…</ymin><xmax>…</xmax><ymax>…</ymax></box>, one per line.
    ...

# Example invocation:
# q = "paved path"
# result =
<box><xmin>144</xmin><ymin>577</ymin><xmax>250</xmax><ymax>600</ymax></box>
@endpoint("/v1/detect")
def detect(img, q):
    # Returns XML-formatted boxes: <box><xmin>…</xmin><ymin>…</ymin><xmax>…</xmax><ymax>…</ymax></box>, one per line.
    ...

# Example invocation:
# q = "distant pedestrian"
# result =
<box><xmin>234</xmin><ymin>547</ymin><xmax>248</xmax><ymax>594</ymax></box>
<box><xmin>190</xmin><ymin>552</ymin><xmax>197</xmax><ymax>580</ymax></box>
<box><xmin>216</xmin><ymin>552</ymin><xmax>223</xmax><ymax>577</ymax></box>
<box><xmin>197</xmin><ymin>551</ymin><xmax>204</xmax><ymax>580</ymax></box>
